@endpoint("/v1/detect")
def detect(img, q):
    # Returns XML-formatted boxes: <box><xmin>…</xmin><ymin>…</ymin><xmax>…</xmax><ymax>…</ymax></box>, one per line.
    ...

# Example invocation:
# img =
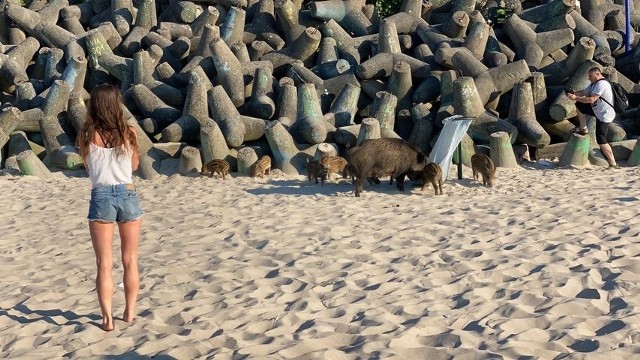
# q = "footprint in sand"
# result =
<box><xmin>595</xmin><ymin>320</ymin><xmax>626</xmax><ymax>336</ymax></box>
<box><xmin>569</xmin><ymin>339</ymin><xmax>599</xmax><ymax>352</ymax></box>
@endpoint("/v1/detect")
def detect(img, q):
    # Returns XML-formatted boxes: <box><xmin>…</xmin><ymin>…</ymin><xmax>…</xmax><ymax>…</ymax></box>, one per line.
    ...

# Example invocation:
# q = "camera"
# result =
<box><xmin>563</xmin><ymin>86</ymin><xmax>574</xmax><ymax>94</ymax></box>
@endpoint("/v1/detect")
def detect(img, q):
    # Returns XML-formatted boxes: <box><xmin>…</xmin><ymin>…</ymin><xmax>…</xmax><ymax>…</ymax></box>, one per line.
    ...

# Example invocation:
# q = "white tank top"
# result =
<box><xmin>87</xmin><ymin>143</ymin><xmax>133</xmax><ymax>188</ymax></box>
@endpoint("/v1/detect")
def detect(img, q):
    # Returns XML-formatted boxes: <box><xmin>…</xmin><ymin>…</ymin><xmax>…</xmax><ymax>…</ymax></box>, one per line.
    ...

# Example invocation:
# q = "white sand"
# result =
<box><xmin>1</xmin><ymin>163</ymin><xmax>639</xmax><ymax>359</ymax></box>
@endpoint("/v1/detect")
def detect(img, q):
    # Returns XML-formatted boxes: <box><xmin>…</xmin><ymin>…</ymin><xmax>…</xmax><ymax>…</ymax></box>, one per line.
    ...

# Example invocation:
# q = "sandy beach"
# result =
<box><xmin>1</xmin><ymin>162</ymin><xmax>639</xmax><ymax>359</ymax></box>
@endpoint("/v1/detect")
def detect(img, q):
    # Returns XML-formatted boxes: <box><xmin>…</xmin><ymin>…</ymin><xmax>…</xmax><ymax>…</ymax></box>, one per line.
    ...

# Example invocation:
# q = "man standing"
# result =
<box><xmin>566</xmin><ymin>67</ymin><xmax>620</xmax><ymax>169</ymax></box>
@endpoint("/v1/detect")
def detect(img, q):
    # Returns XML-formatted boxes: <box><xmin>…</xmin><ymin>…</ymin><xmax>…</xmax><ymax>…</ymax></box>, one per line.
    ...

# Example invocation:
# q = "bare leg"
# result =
<box><xmin>576</xmin><ymin>111</ymin><xmax>587</xmax><ymax>129</ymax></box>
<box><xmin>599</xmin><ymin>143</ymin><xmax>617</xmax><ymax>166</ymax></box>
<box><xmin>90</xmin><ymin>221</ymin><xmax>116</xmax><ymax>331</ymax></box>
<box><xmin>119</xmin><ymin>219</ymin><xmax>141</xmax><ymax>322</ymax></box>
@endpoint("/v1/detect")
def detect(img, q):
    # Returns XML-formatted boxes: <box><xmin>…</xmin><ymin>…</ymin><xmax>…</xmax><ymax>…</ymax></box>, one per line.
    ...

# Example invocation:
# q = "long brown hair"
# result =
<box><xmin>77</xmin><ymin>83</ymin><xmax>138</xmax><ymax>160</ymax></box>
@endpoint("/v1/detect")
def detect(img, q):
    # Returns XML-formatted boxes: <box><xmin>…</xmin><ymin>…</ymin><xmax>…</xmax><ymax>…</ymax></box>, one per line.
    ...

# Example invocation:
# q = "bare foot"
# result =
<box><xmin>123</xmin><ymin>308</ymin><xmax>136</xmax><ymax>322</ymax></box>
<box><xmin>102</xmin><ymin>317</ymin><xmax>114</xmax><ymax>332</ymax></box>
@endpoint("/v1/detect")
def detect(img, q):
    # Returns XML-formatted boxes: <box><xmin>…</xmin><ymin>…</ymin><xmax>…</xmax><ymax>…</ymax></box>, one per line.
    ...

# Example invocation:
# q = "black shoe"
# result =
<box><xmin>571</xmin><ymin>126</ymin><xmax>588</xmax><ymax>135</ymax></box>
<box><xmin>608</xmin><ymin>164</ymin><xmax>621</xmax><ymax>170</ymax></box>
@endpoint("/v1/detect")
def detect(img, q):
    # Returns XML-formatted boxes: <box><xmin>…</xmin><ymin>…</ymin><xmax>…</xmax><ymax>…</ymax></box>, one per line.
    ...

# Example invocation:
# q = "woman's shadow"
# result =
<box><xmin>0</xmin><ymin>303</ymin><xmax>100</xmax><ymax>327</ymax></box>
<box><xmin>1</xmin><ymin>304</ymin><xmax>178</xmax><ymax>359</ymax></box>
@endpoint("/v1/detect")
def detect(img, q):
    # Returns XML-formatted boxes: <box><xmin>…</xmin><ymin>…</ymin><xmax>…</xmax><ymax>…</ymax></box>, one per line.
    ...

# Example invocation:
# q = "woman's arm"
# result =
<box><xmin>129</xmin><ymin>127</ymin><xmax>140</xmax><ymax>171</ymax></box>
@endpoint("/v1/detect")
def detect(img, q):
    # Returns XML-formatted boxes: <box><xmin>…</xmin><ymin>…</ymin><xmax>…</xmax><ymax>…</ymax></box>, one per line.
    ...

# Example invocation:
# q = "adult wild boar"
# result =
<box><xmin>348</xmin><ymin>138</ymin><xmax>427</xmax><ymax>197</ymax></box>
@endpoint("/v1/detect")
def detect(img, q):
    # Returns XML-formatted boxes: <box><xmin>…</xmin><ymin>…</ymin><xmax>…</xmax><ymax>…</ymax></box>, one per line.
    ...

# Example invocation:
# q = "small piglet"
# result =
<box><xmin>320</xmin><ymin>154</ymin><xmax>348</xmax><ymax>180</ymax></box>
<box><xmin>419</xmin><ymin>162</ymin><xmax>443</xmax><ymax>195</ymax></box>
<box><xmin>201</xmin><ymin>159</ymin><xmax>230</xmax><ymax>180</ymax></box>
<box><xmin>471</xmin><ymin>153</ymin><xmax>495</xmax><ymax>187</ymax></box>
<box><xmin>307</xmin><ymin>159</ymin><xmax>327</xmax><ymax>185</ymax></box>
<box><xmin>250</xmin><ymin>155</ymin><xmax>271</xmax><ymax>178</ymax></box>
<box><xmin>513</xmin><ymin>144</ymin><xmax>531</xmax><ymax>164</ymax></box>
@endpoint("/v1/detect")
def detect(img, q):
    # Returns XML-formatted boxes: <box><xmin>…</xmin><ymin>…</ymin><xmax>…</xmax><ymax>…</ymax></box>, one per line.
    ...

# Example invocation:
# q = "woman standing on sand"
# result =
<box><xmin>76</xmin><ymin>83</ymin><xmax>143</xmax><ymax>331</ymax></box>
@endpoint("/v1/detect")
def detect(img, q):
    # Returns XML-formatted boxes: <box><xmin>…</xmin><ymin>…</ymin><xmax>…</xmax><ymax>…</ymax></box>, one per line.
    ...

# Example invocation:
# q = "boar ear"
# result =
<box><xmin>417</xmin><ymin>152</ymin><xmax>426</xmax><ymax>163</ymax></box>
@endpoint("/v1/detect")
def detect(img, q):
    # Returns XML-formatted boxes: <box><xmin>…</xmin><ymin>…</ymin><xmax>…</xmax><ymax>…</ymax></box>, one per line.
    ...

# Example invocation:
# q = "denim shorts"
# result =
<box><xmin>88</xmin><ymin>184</ymin><xmax>143</xmax><ymax>223</ymax></box>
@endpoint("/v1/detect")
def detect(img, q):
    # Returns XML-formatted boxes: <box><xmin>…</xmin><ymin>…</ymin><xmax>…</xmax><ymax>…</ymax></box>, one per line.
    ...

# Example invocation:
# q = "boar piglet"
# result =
<box><xmin>419</xmin><ymin>162</ymin><xmax>443</xmax><ymax>195</ymax></box>
<box><xmin>320</xmin><ymin>154</ymin><xmax>348</xmax><ymax>181</ymax></box>
<box><xmin>471</xmin><ymin>153</ymin><xmax>495</xmax><ymax>187</ymax></box>
<box><xmin>201</xmin><ymin>159</ymin><xmax>230</xmax><ymax>180</ymax></box>
<box><xmin>251</xmin><ymin>155</ymin><xmax>272</xmax><ymax>178</ymax></box>
<box><xmin>307</xmin><ymin>159</ymin><xmax>327</xmax><ymax>185</ymax></box>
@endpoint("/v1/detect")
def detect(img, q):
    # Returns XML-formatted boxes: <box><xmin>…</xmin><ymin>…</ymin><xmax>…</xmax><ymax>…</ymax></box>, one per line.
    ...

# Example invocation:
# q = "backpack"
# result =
<box><xmin>596</xmin><ymin>79</ymin><xmax>629</xmax><ymax>113</ymax></box>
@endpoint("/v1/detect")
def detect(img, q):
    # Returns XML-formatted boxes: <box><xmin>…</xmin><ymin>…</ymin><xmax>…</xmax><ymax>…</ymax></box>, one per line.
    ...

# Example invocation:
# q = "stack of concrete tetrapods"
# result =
<box><xmin>1</xmin><ymin>0</ymin><xmax>640</xmax><ymax>180</ymax></box>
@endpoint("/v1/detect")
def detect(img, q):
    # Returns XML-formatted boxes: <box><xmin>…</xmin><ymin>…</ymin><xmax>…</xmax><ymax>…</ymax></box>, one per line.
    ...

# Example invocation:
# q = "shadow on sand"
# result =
<box><xmin>243</xmin><ymin>178</ymin><xmax>475</xmax><ymax>196</ymax></box>
<box><xmin>0</xmin><ymin>303</ymin><xmax>100</xmax><ymax>328</ymax></box>
<box><xmin>245</xmin><ymin>179</ymin><xmax>355</xmax><ymax>196</ymax></box>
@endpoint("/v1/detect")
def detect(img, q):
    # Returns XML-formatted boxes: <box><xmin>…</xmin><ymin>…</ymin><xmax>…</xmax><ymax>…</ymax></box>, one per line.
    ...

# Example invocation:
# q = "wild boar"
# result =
<box><xmin>320</xmin><ymin>154</ymin><xmax>348</xmax><ymax>180</ymax></box>
<box><xmin>419</xmin><ymin>162</ymin><xmax>443</xmax><ymax>195</ymax></box>
<box><xmin>307</xmin><ymin>158</ymin><xmax>327</xmax><ymax>185</ymax></box>
<box><xmin>347</xmin><ymin>138</ymin><xmax>427</xmax><ymax>197</ymax></box>
<box><xmin>471</xmin><ymin>153</ymin><xmax>495</xmax><ymax>187</ymax></box>
<box><xmin>250</xmin><ymin>155</ymin><xmax>271</xmax><ymax>178</ymax></box>
<box><xmin>201</xmin><ymin>159</ymin><xmax>230</xmax><ymax>180</ymax></box>
<box><xmin>513</xmin><ymin>144</ymin><xmax>531</xmax><ymax>164</ymax></box>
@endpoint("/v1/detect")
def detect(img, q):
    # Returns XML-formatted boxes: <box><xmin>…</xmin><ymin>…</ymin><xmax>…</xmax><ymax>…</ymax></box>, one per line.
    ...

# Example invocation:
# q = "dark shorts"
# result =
<box><xmin>595</xmin><ymin>121</ymin><xmax>610</xmax><ymax>145</ymax></box>
<box><xmin>575</xmin><ymin>102</ymin><xmax>610</xmax><ymax>145</ymax></box>
<box><xmin>575</xmin><ymin>102</ymin><xmax>595</xmax><ymax>117</ymax></box>
<box><xmin>88</xmin><ymin>184</ymin><xmax>143</xmax><ymax>223</ymax></box>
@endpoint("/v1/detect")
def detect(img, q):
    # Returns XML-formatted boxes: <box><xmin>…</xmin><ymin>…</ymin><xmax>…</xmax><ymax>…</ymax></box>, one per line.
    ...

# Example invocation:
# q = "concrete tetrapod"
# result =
<box><xmin>178</xmin><ymin>146</ymin><xmax>203</xmax><ymax>175</ymax></box>
<box><xmin>208</xmin><ymin>85</ymin><xmax>246</xmax><ymax>148</ymax></box>
<box><xmin>209</xmin><ymin>26</ymin><xmax>245</xmax><ymax>107</ymax></box>
<box><xmin>386</xmin><ymin>61</ymin><xmax>413</xmax><ymax>112</ymax></box>
<box><xmin>502</xmin><ymin>13</ymin><xmax>575</xmax><ymax>70</ymax></box>
<box><xmin>0</xmin><ymin>107</ymin><xmax>22</xmax><ymax>149</ymax></box>
<box><xmin>161</xmin><ymin>69</ymin><xmax>210</xmax><ymax>142</ymax></box>
<box><xmin>542</xmin><ymin>37</ymin><xmax>596</xmax><ymax>85</ymax></box>
<box><xmin>559</xmin><ymin>133</ymin><xmax>591</xmax><ymax>167</ymax></box>
<box><xmin>408</xmin><ymin>102</ymin><xmax>435</xmax><ymax>154</ymax></box>
<box><xmin>132</xmin><ymin>84</ymin><xmax>182</xmax><ymax>135</ymax></box>
<box><xmin>17</xmin><ymin>150</ymin><xmax>53</xmax><ymax>179</ymax></box>
<box><xmin>39</xmin><ymin>114</ymin><xmax>83</xmax><ymax>170</ymax></box>
<box><xmin>237</xmin><ymin>146</ymin><xmax>259</xmax><ymax>175</ymax></box>
<box><xmin>309</xmin><ymin>0</ymin><xmax>374</xmax><ymax>37</ymax></box>
<box><xmin>507</xmin><ymin>81</ymin><xmax>551</xmax><ymax>149</ymax></box>
<box><xmin>244</xmin><ymin>0</ymin><xmax>285</xmax><ymax>50</ymax></box>
<box><xmin>66</xmin><ymin>94</ymin><xmax>87</xmax><ymax>135</ymax></box>
<box><xmin>328</xmin><ymin>83</ymin><xmax>360</xmax><ymax>127</ymax></box>
<box><xmin>4</xmin><ymin>131</ymin><xmax>42</xmax><ymax>169</ymax></box>
<box><xmin>243</xmin><ymin>66</ymin><xmax>276</xmax><ymax>120</ymax></box>
<box><xmin>0</xmin><ymin>37</ymin><xmax>40</xmax><ymax>91</ymax></box>
<box><xmin>264</xmin><ymin>120</ymin><xmax>300</xmax><ymax>175</ymax></box>
<box><xmin>489</xmin><ymin>131</ymin><xmax>519</xmax><ymax>168</ymax></box>
<box><xmin>370</xmin><ymin>91</ymin><xmax>398</xmax><ymax>136</ymax></box>
<box><xmin>356</xmin><ymin>118</ymin><xmax>381</xmax><ymax>145</ymax></box>
<box><xmin>570</xmin><ymin>10</ymin><xmax>613</xmax><ymax>65</ymax></box>
<box><xmin>199</xmin><ymin>118</ymin><xmax>232</xmax><ymax>166</ymax></box>
<box><xmin>627</xmin><ymin>139</ymin><xmax>640</xmax><ymax>166</ymax></box>
<box><xmin>276</xmin><ymin>77</ymin><xmax>298</xmax><ymax>128</ymax></box>
<box><xmin>518</xmin><ymin>0</ymin><xmax>576</xmax><ymax>24</ymax></box>
<box><xmin>453</xmin><ymin>76</ymin><xmax>518</xmax><ymax>145</ymax></box>
<box><xmin>293</xmin><ymin>83</ymin><xmax>328</xmax><ymax>145</ymax></box>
